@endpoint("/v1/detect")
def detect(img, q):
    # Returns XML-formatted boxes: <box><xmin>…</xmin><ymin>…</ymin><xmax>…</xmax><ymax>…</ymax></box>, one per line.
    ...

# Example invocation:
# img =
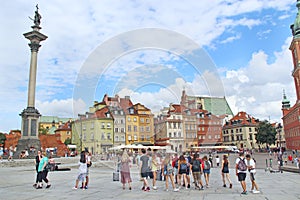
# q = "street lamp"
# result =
<box><xmin>276</xmin><ymin>123</ymin><xmax>282</xmax><ymax>148</ymax></box>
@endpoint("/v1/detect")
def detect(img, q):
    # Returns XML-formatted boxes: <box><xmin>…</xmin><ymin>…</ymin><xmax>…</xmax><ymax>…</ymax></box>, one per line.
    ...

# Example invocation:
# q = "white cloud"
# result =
<box><xmin>222</xmin><ymin>37</ymin><xmax>295</xmax><ymax>122</ymax></box>
<box><xmin>36</xmin><ymin>98</ymin><xmax>86</xmax><ymax>118</ymax></box>
<box><xmin>0</xmin><ymin>0</ymin><xmax>297</xmax><ymax>132</ymax></box>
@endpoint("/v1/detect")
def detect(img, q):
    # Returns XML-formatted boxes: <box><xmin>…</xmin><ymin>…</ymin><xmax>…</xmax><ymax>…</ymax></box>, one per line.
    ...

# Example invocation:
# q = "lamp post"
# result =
<box><xmin>276</xmin><ymin>123</ymin><xmax>282</xmax><ymax>148</ymax></box>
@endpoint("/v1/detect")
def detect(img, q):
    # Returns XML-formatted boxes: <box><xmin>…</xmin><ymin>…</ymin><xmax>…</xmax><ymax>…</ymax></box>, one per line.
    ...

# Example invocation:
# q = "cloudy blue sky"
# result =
<box><xmin>0</xmin><ymin>0</ymin><xmax>298</xmax><ymax>133</ymax></box>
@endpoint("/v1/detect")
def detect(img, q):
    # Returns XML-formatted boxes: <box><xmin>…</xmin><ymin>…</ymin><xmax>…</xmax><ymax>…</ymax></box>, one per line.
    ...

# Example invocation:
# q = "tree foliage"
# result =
<box><xmin>256</xmin><ymin>120</ymin><xmax>277</xmax><ymax>145</ymax></box>
<box><xmin>64</xmin><ymin>138</ymin><xmax>72</xmax><ymax>145</ymax></box>
<box><xmin>39</xmin><ymin>126</ymin><xmax>48</xmax><ymax>135</ymax></box>
<box><xmin>0</xmin><ymin>132</ymin><xmax>6</xmax><ymax>146</ymax></box>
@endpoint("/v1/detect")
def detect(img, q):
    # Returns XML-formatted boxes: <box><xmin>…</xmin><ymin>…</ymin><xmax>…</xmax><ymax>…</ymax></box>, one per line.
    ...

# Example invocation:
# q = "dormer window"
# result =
<box><xmin>106</xmin><ymin>113</ymin><xmax>110</xmax><ymax>118</ymax></box>
<box><xmin>129</xmin><ymin>108</ymin><xmax>134</xmax><ymax>114</ymax></box>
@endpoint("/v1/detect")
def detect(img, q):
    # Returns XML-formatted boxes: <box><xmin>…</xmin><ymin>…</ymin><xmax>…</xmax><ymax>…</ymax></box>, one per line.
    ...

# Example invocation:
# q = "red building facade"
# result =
<box><xmin>282</xmin><ymin>1</ymin><xmax>300</xmax><ymax>150</ymax></box>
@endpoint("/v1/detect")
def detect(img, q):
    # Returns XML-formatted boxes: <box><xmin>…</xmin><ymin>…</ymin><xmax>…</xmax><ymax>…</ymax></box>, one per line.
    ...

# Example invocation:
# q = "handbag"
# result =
<box><xmin>44</xmin><ymin>163</ymin><xmax>52</xmax><ymax>171</ymax></box>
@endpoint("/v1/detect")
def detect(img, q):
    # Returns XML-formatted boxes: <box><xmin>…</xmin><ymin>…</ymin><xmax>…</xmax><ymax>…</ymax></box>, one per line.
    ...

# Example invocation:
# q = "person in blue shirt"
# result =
<box><xmin>36</xmin><ymin>152</ymin><xmax>51</xmax><ymax>189</ymax></box>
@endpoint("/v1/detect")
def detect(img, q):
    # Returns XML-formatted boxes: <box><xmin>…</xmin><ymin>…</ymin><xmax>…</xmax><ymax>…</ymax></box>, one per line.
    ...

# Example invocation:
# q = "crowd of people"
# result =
<box><xmin>28</xmin><ymin>147</ymin><xmax>300</xmax><ymax>195</ymax></box>
<box><xmin>114</xmin><ymin>149</ymin><xmax>261</xmax><ymax>195</ymax></box>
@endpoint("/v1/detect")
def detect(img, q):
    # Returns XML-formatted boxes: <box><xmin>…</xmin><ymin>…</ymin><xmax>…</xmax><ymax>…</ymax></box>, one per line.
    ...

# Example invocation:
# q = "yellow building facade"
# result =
<box><xmin>126</xmin><ymin>103</ymin><xmax>154</xmax><ymax>145</ymax></box>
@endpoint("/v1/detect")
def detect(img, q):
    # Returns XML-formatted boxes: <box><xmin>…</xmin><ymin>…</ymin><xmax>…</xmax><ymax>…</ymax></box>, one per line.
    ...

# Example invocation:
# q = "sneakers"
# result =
<box><xmin>187</xmin><ymin>184</ymin><xmax>190</xmax><ymax>188</ymax></box>
<box><xmin>46</xmin><ymin>184</ymin><xmax>51</xmax><ymax>189</ymax></box>
<box><xmin>229</xmin><ymin>183</ymin><xmax>232</xmax><ymax>189</ymax></box>
<box><xmin>164</xmin><ymin>188</ymin><xmax>169</xmax><ymax>192</ymax></box>
<box><xmin>252</xmin><ymin>190</ymin><xmax>260</xmax><ymax>194</ymax></box>
<box><xmin>144</xmin><ymin>187</ymin><xmax>150</xmax><ymax>191</ymax></box>
<box><xmin>153</xmin><ymin>186</ymin><xmax>157</xmax><ymax>190</ymax></box>
<box><xmin>141</xmin><ymin>186</ymin><xmax>145</xmax><ymax>191</ymax></box>
<box><xmin>200</xmin><ymin>186</ymin><xmax>204</xmax><ymax>190</ymax></box>
<box><xmin>173</xmin><ymin>188</ymin><xmax>179</xmax><ymax>192</ymax></box>
<box><xmin>36</xmin><ymin>186</ymin><xmax>42</xmax><ymax>189</ymax></box>
<box><xmin>72</xmin><ymin>187</ymin><xmax>78</xmax><ymax>190</ymax></box>
<box><xmin>84</xmin><ymin>186</ymin><xmax>88</xmax><ymax>190</ymax></box>
<box><xmin>223</xmin><ymin>184</ymin><xmax>226</xmax><ymax>187</ymax></box>
<box><xmin>241</xmin><ymin>191</ymin><xmax>248</xmax><ymax>195</ymax></box>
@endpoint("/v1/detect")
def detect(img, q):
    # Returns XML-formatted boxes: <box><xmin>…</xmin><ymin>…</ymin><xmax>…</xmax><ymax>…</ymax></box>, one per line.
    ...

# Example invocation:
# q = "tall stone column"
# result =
<box><xmin>17</xmin><ymin>5</ymin><xmax>47</xmax><ymax>157</ymax></box>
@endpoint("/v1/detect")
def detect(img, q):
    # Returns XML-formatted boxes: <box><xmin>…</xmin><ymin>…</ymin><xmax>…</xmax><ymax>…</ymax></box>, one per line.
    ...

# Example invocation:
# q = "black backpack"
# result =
<box><xmin>192</xmin><ymin>160</ymin><xmax>200</xmax><ymax>171</ymax></box>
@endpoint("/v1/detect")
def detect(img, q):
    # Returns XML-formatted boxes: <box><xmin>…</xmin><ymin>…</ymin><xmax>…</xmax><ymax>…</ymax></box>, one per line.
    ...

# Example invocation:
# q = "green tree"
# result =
<box><xmin>256</xmin><ymin>120</ymin><xmax>277</xmax><ymax>146</ymax></box>
<box><xmin>39</xmin><ymin>126</ymin><xmax>48</xmax><ymax>135</ymax></box>
<box><xmin>64</xmin><ymin>138</ymin><xmax>72</xmax><ymax>145</ymax></box>
<box><xmin>0</xmin><ymin>132</ymin><xmax>6</xmax><ymax>148</ymax></box>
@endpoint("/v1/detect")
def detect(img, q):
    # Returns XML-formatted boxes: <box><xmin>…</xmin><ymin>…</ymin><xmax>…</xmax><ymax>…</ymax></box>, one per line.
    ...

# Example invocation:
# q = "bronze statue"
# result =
<box><xmin>29</xmin><ymin>4</ymin><xmax>42</xmax><ymax>26</ymax></box>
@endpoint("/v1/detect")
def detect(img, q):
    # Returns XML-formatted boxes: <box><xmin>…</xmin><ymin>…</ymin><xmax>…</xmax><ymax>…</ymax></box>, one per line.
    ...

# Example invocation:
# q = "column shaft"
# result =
<box><xmin>27</xmin><ymin>50</ymin><xmax>38</xmax><ymax>108</ymax></box>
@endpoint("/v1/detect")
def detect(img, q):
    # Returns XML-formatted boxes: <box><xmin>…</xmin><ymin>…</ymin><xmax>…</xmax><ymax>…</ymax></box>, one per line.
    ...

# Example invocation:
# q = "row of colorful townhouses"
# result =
<box><xmin>2</xmin><ymin>91</ymin><xmax>287</xmax><ymax>156</ymax></box>
<box><xmin>67</xmin><ymin>90</ymin><xmax>281</xmax><ymax>155</ymax></box>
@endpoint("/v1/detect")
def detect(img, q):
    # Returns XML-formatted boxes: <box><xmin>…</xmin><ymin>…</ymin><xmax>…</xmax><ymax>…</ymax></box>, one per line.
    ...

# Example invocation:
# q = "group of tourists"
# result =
<box><xmin>235</xmin><ymin>152</ymin><xmax>260</xmax><ymax>195</ymax></box>
<box><xmin>33</xmin><ymin>150</ymin><xmax>52</xmax><ymax>189</ymax></box>
<box><xmin>30</xmin><ymin>148</ymin><xmax>260</xmax><ymax>195</ymax></box>
<box><xmin>32</xmin><ymin>149</ymin><xmax>92</xmax><ymax>190</ymax></box>
<box><xmin>72</xmin><ymin>151</ymin><xmax>92</xmax><ymax>190</ymax></box>
<box><xmin>115</xmin><ymin>149</ymin><xmax>260</xmax><ymax>195</ymax></box>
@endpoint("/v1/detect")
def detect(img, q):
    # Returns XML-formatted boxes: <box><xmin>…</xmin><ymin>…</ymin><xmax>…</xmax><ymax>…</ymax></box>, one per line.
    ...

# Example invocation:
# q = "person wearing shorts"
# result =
<box><xmin>140</xmin><ymin>149</ymin><xmax>150</xmax><ymax>191</ymax></box>
<box><xmin>178</xmin><ymin>155</ymin><xmax>188</xmax><ymax>189</ymax></box>
<box><xmin>236</xmin><ymin>152</ymin><xmax>247</xmax><ymax>195</ymax></box>
<box><xmin>246</xmin><ymin>154</ymin><xmax>260</xmax><ymax>193</ymax></box>
<box><xmin>190</xmin><ymin>153</ymin><xmax>204</xmax><ymax>190</ymax></box>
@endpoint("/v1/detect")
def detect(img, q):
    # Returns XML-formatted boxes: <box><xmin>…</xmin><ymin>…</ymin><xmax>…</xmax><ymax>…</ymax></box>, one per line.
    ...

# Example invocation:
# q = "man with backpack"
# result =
<box><xmin>190</xmin><ymin>153</ymin><xmax>204</xmax><ymax>190</ymax></box>
<box><xmin>235</xmin><ymin>152</ymin><xmax>247</xmax><ymax>195</ymax></box>
<box><xmin>172</xmin><ymin>154</ymin><xmax>179</xmax><ymax>184</ymax></box>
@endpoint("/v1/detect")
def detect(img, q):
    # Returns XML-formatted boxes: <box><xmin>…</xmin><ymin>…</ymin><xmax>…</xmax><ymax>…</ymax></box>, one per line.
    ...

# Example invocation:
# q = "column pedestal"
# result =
<box><xmin>16</xmin><ymin>107</ymin><xmax>41</xmax><ymax>158</ymax></box>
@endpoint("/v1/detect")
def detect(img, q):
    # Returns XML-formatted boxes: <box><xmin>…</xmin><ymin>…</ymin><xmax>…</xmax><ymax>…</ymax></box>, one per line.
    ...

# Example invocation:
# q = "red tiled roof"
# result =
<box><xmin>119</xmin><ymin>98</ymin><xmax>133</xmax><ymax>112</ymax></box>
<box><xmin>55</xmin><ymin>121</ymin><xmax>71</xmax><ymax>132</ymax></box>
<box><xmin>227</xmin><ymin>111</ymin><xmax>258</xmax><ymax>126</ymax></box>
<box><xmin>94</xmin><ymin>107</ymin><xmax>111</xmax><ymax>118</ymax></box>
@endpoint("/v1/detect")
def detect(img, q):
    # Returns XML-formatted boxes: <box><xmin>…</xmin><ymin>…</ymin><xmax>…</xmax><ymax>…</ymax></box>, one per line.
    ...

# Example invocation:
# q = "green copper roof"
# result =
<box><xmin>292</xmin><ymin>0</ymin><xmax>300</xmax><ymax>37</ymax></box>
<box><xmin>48</xmin><ymin>126</ymin><xmax>57</xmax><ymax>134</ymax></box>
<box><xmin>40</xmin><ymin>116</ymin><xmax>71</xmax><ymax>123</ymax></box>
<box><xmin>202</xmin><ymin>97</ymin><xmax>233</xmax><ymax>116</ymax></box>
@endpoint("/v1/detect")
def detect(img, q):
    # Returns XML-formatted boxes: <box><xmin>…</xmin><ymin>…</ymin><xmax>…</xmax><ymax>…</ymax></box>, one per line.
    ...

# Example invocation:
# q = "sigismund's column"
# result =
<box><xmin>18</xmin><ymin>5</ymin><xmax>47</xmax><ymax>155</ymax></box>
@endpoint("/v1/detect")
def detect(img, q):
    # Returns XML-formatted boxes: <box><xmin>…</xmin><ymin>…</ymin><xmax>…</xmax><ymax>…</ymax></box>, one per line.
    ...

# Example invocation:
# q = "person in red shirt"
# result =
<box><xmin>288</xmin><ymin>154</ymin><xmax>293</xmax><ymax>164</ymax></box>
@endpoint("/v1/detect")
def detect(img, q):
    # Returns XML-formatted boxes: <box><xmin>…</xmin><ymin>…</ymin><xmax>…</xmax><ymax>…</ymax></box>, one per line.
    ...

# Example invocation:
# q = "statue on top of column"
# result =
<box><xmin>29</xmin><ymin>4</ymin><xmax>42</xmax><ymax>26</ymax></box>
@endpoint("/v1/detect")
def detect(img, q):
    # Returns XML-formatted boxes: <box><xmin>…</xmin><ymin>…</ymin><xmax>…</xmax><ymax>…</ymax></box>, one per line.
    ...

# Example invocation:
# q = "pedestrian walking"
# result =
<box><xmin>140</xmin><ymin>148</ymin><xmax>150</xmax><ymax>191</ymax></box>
<box><xmin>178</xmin><ymin>155</ymin><xmax>188</xmax><ymax>189</ymax></box>
<box><xmin>202</xmin><ymin>156</ymin><xmax>211</xmax><ymax>188</ymax></box>
<box><xmin>172</xmin><ymin>154</ymin><xmax>179</xmax><ymax>185</ymax></box>
<box><xmin>0</xmin><ymin>147</ymin><xmax>4</xmax><ymax>161</ymax></box>
<box><xmin>8</xmin><ymin>146</ymin><xmax>14</xmax><ymax>161</ymax></box>
<box><xmin>33</xmin><ymin>151</ymin><xmax>42</xmax><ymax>187</ymax></box>
<box><xmin>221</xmin><ymin>155</ymin><xmax>232</xmax><ymax>188</ymax></box>
<box><xmin>161</xmin><ymin>154</ymin><xmax>179</xmax><ymax>192</ymax></box>
<box><xmin>190</xmin><ymin>153</ymin><xmax>204</xmax><ymax>190</ymax></box>
<box><xmin>245</xmin><ymin>154</ymin><xmax>260</xmax><ymax>193</ymax></box>
<box><xmin>185</xmin><ymin>153</ymin><xmax>191</xmax><ymax>188</ymax></box>
<box><xmin>120</xmin><ymin>150</ymin><xmax>132</xmax><ymax>190</ymax></box>
<box><xmin>36</xmin><ymin>152</ymin><xmax>51</xmax><ymax>189</ymax></box>
<box><xmin>215</xmin><ymin>155</ymin><xmax>220</xmax><ymax>167</ymax></box>
<box><xmin>235</xmin><ymin>152</ymin><xmax>247</xmax><ymax>195</ymax></box>
<box><xmin>73</xmin><ymin>151</ymin><xmax>87</xmax><ymax>190</ymax></box>
<box><xmin>84</xmin><ymin>151</ymin><xmax>92</xmax><ymax>189</ymax></box>
<box><xmin>136</xmin><ymin>151</ymin><xmax>143</xmax><ymax>181</ymax></box>
<box><xmin>151</xmin><ymin>153</ymin><xmax>159</xmax><ymax>190</ymax></box>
